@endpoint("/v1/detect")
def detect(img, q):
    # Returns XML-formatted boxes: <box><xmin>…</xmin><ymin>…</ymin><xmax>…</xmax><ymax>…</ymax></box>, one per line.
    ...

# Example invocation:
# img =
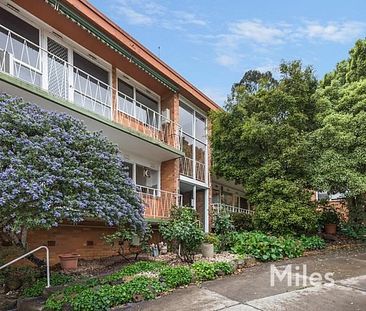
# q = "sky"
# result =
<box><xmin>89</xmin><ymin>0</ymin><xmax>366</xmax><ymax>105</ymax></box>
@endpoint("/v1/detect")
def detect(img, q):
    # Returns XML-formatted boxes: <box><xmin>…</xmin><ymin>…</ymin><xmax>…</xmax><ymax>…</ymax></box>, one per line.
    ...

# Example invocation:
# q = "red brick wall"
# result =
<box><xmin>27</xmin><ymin>223</ymin><xmax>162</xmax><ymax>265</ymax></box>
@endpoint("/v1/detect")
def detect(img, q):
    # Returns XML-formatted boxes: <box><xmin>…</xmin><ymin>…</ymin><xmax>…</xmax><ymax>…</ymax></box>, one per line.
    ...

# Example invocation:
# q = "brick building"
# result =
<box><xmin>0</xmin><ymin>0</ymin><xmax>253</xmax><ymax>264</ymax></box>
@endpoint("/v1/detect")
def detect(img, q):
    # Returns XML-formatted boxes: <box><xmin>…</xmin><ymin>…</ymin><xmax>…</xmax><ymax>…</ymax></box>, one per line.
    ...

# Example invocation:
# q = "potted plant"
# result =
<box><xmin>59</xmin><ymin>253</ymin><xmax>80</xmax><ymax>270</ymax></box>
<box><xmin>201</xmin><ymin>233</ymin><xmax>219</xmax><ymax>258</ymax></box>
<box><xmin>320</xmin><ymin>209</ymin><xmax>340</xmax><ymax>235</ymax></box>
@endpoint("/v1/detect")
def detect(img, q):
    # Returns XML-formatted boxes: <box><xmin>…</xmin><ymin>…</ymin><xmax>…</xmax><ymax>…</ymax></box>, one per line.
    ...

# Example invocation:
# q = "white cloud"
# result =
<box><xmin>229</xmin><ymin>20</ymin><xmax>288</xmax><ymax>45</ymax></box>
<box><xmin>111</xmin><ymin>0</ymin><xmax>207</xmax><ymax>29</ymax></box>
<box><xmin>201</xmin><ymin>86</ymin><xmax>228</xmax><ymax>106</ymax></box>
<box><xmin>215</xmin><ymin>54</ymin><xmax>238</xmax><ymax>67</ymax></box>
<box><xmin>301</xmin><ymin>21</ymin><xmax>366</xmax><ymax>43</ymax></box>
<box><xmin>115</xmin><ymin>7</ymin><xmax>154</xmax><ymax>26</ymax></box>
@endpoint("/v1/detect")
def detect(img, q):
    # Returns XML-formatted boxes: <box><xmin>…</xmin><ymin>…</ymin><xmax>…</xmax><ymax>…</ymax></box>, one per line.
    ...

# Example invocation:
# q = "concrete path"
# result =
<box><xmin>126</xmin><ymin>247</ymin><xmax>366</xmax><ymax>311</ymax></box>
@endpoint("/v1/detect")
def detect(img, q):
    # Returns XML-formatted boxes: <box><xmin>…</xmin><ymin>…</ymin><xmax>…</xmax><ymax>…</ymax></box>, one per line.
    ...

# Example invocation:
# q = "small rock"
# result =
<box><xmin>133</xmin><ymin>293</ymin><xmax>144</xmax><ymax>302</ymax></box>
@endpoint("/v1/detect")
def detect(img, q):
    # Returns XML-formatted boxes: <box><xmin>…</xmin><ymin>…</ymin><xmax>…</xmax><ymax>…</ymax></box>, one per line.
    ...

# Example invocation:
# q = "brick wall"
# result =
<box><xmin>26</xmin><ymin>223</ymin><xmax>162</xmax><ymax>265</ymax></box>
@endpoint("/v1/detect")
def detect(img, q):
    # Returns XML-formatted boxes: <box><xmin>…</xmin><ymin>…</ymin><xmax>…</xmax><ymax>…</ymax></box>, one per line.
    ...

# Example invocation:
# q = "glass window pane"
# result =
<box><xmin>195</xmin><ymin>113</ymin><xmax>206</xmax><ymax>142</ymax></box>
<box><xmin>136</xmin><ymin>90</ymin><xmax>158</xmax><ymax>112</ymax></box>
<box><xmin>222</xmin><ymin>192</ymin><xmax>233</xmax><ymax>206</ymax></box>
<box><xmin>179</xmin><ymin>103</ymin><xmax>193</xmax><ymax>135</ymax></box>
<box><xmin>0</xmin><ymin>7</ymin><xmax>39</xmax><ymax>45</ymax></box>
<box><xmin>212</xmin><ymin>189</ymin><xmax>220</xmax><ymax>204</ymax></box>
<box><xmin>136</xmin><ymin>165</ymin><xmax>158</xmax><ymax>189</ymax></box>
<box><xmin>118</xmin><ymin>79</ymin><xmax>134</xmax><ymax>115</ymax></box>
<box><xmin>195</xmin><ymin>140</ymin><xmax>206</xmax><ymax>163</ymax></box>
<box><xmin>182</xmin><ymin>134</ymin><xmax>194</xmax><ymax>159</ymax></box>
<box><xmin>73</xmin><ymin>52</ymin><xmax>108</xmax><ymax>84</ymax></box>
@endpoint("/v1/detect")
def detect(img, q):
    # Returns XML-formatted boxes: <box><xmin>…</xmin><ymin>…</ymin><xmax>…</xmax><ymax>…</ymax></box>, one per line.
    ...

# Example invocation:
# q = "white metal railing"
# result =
<box><xmin>0</xmin><ymin>24</ymin><xmax>182</xmax><ymax>150</ymax></box>
<box><xmin>212</xmin><ymin>203</ymin><xmax>254</xmax><ymax>215</ymax></box>
<box><xmin>117</xmin><ymin>91</ymin><xmax>182</xmax><ymax>150</ymax></box>
<box><xmin>137</xmin><ymin>185</ymin><xmax>182</xmax><ymax>219</ymax></box>
<box><xmin>0</xmin><ymin>245</ymin><xmax>50</xmax><ymax>288</ymax></box>
<box><xmin>179</xmin><ymin>157</ymin><xmax>206</xmax><ymax>182</ymax></box>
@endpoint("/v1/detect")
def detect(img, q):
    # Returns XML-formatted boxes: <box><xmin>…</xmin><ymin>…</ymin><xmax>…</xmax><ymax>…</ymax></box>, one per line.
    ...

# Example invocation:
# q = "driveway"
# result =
<box><xmin>126</xmin><ymin>246</ymin><xmax>366</xmax><ymax>311</ymax></box>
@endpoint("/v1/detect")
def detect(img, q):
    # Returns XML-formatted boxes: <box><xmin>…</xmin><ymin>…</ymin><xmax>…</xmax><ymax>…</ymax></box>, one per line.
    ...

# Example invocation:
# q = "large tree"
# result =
<box><xmin>0</xmin><ymin>94</ymin><xmax>145</xmax><ymax>264</ymax></box>
<box><xmin>311</xmin><ymin>39</ymin><xmax>366</xmax><ymax>225</ymax></box>
<box><xmin>211</xmin><ymin>61</ymin><xmax>319</xmax><ymax>235</ymax></box>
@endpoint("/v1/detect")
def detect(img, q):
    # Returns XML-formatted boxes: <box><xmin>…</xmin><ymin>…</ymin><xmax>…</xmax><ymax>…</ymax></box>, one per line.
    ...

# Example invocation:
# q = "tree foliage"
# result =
<box><xmin>311</xmin><ymin>39</ymin><xmax>366</xmax><ymax>224</ymax></box>
<box><xmin>0</xmin><ymin>95</ymin><xmax>145</xmax><ymax>251</ymax></box>
<box><xmin>160</xmin><ymin>207</ymin><xmax>204</xmax><ymax>263</ymax></box>
<box><xmin>211</xmin><ymin>61</ymin><xmax>318</xmax><ymax>235</ymax></box>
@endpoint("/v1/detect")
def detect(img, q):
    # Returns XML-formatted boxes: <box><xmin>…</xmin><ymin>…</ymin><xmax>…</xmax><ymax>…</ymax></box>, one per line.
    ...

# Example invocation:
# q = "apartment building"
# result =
<box><xmin>0</xmin><ymin>0</ymin><xmax>252</xmax><ymax>263</ymax></box>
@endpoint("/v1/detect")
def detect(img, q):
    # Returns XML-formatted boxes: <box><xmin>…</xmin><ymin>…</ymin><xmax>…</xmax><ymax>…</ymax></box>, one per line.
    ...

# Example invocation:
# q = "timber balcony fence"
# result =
<box><xmin>179</xmin><ymin>156</ymin><xmax>206</xmax><ymax>183</ymax></box>
<box><xmin>137</xmin><ymin>185</ymin><xmax>183</xmax><ymax>219</ymax></box>
<box><xmin>0</xmin><ymin>24</ymin><xmax>182</xmax><ymax>150</ymax></box>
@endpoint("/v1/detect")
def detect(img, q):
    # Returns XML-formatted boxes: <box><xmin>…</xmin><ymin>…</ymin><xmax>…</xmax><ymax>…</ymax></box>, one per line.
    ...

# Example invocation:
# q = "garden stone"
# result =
<box><xmin>133</xmin><ymin>293</ymin><xmax>144</xmax><ymax>302</ymax></box>
<box><xmin>17</xmin><ymin>297</ymin><xmax>45</xmax><ymax>311</ymax></box>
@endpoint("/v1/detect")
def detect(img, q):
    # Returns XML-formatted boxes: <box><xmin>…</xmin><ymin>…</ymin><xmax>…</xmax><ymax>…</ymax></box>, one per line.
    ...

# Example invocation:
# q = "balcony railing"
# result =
<box><xmin>212</xmin><ymin>203</ymin><xmax>254</xmax><ymax>215</ymax></box>
<box><xmin>116</xmin><ymin>92</ymin><xmax>182</xmax><ymax>150</ymax></box>
<box><xmin>0</xmin><ymin>24</ymin><xmax>182</xmax><ymax>150</ymax></box>
<box><xmin>137</xmin><ymin>185</ymin><xmax>182</xmax><ymax>219</ymax></box>
<box><xmin>179</xmin><ymin>157</ymin><xmax>206</xmax><ymax>182</ymax></box>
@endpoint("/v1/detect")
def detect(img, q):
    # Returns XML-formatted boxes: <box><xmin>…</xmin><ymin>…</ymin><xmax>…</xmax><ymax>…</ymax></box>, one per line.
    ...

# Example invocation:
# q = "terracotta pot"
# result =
<box><xmin>324</xmin><ymin>224</ymin><xmax>337</xmax><ymax>235</ymax></box>
<box><xmin>201</xmin><ymin>243</ymin><xmax>214</xmax><ymax>258</ymax></box>
<box><xmin>59</xmin><ymin>253</ymin><xmax>80</xmax><ymax>270</ymax></box>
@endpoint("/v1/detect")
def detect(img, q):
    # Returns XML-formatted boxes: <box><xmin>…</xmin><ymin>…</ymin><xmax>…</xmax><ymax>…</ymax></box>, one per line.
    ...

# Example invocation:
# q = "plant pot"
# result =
<box><xmin>59</xmin><ymin>253</ymin><xmax>80</xmax><ymax>270</ymax></box>
<box><xmin>201</xmin><ymin>243</ymin><xmax>214</xmax><ymax>258</ymax></box>
<box><xmin>324</xmin><ymin>224</ymin><xmax>337</xmax><ymax>235</ymax></box>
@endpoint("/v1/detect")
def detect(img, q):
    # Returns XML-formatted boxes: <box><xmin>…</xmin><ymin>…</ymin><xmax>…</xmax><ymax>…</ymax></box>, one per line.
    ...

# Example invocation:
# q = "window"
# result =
<box><xmin>222</xmin><ymin>191</ymin><xmax>233</xmax><ymax>206</ymax></box>
<box><xmin>317</xmin><ymin>191</ymin><xmax>346</xmax><ymax>201</ymax></box>
<box><xmin>195</xmin><ymin>113</ymin><xmax>206</xmax><ymax>143</ymax></box>
<box><xmin>73</xmin><ymin>52</ymin><xmax>110</xmax><ymax>117</ymax></box>
<box><xmin>136</xmin><ymin>164</ymin><xmax>158</xmax><ymax>189</ymax></box>
<box><xmin>0</xmin><ymin>7</ymin><xmax>41</xmax><ymax>85</ymax></box>
<box><xmin>179</xmin><ymin>101</ymin><xmax>207</xmax><ymax>182</ymax></box>
<box><xmin>180</xmin><ymin>103</ymin><xmax>194</xmax><ymax>135</ymax></box>
<box><xmin>118</xmin><ymin>78</ymin><xmax>159</xmax><ymax>127</ymax></box>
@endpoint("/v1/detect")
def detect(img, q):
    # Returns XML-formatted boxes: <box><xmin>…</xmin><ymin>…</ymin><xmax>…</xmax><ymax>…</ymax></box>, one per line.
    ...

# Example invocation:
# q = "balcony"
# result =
<box><xmin>138</xmin><ymin>186</ymin><xmax>183</xmax><ymax>219</ymax></box>
<box><xmin>212</xmin><ymin>203</ymin><xmax>254</xmax><ymax>215</ymax></box>
<box><xmin>179</xmin><ymin>157</ymin><xmax>206</xmax><ymax>183</ymax></box>
<box><xmin>0</xmin><ymin>24</ymin><xmax>182</xmax><ymax>151</ymax></box>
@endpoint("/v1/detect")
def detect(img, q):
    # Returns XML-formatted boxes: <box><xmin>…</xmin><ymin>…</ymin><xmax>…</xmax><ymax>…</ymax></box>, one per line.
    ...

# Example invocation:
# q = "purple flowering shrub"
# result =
<box><xmin>0</xmin><ymin>94</ymin><xmax>145</xmax><ymax>248</ymax></box>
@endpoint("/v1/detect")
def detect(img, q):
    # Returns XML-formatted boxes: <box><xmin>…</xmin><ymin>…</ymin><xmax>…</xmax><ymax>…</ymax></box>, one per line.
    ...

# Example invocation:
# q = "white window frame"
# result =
<box><xmin>179</xmin><ymin>96</ymin><xmax>208</xmax><ymax>185</ymax></box>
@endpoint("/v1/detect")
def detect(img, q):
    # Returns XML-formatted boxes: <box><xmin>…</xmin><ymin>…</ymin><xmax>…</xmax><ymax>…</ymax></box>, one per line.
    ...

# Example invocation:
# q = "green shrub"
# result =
<box><xmin>102</xmin><ymin>260</ymin><xmax>166</xmax><ymax>283</ymax></box>
<box><xmin>191</xmin><ymin>261</ymin><xmax>234</xmax><ymax>281</ymax></box>
<box><xmin>214</xmin><ymin>212</ymin><xmax>234</xmax><ymax>235</ymax></box>
<box><xmin>299</xmin><ymin>235</ymin><xmax>326</xmax><ymax>250</ymax></box>
<box><xmin>231</xmin><ymin>232</ymin><xmax>304</xmax><ymax>261</ymax></box>
<box><xmin>159</xmin><ymin>266</ymin><xmax>192</xmax><ymax>288</ymax></box>
<box><xmin>22</xmin><ymin>272</ymin><xmax>73</xmax><ymax>297</ymax></box>
<box><xmin>340</xmin><ymin>223</ymin><xmax>366</xmax><ymax>241</ymax></box>
<box><xmin>319</xmin><ymin>208</ymin><xmax>340</xmax><ymax>226</ymax></box>
<box><xmin>46</xmin><ymin>276</ymin><xmax>167</xmax><ymax>311</ymax></box>
<box><xmin>252</xmin><ymin>180</ymin><xmax>319</xmax><ymax>235</ymax></box>
<box><xmin>231</xmin><ymin>212</ymin><xmax>254</xmax><ymax>231</ymax></box>
<box><xmin>160</xmin><ymin>207</ymin><xmax>204</xmax><ymax>263</ymax></box>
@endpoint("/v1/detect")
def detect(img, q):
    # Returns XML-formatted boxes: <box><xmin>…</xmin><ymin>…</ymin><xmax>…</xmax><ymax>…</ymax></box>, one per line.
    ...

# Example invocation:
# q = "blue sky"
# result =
<box><xmin>90</xmin><ymin>0</ymin><xmax>366</xmax><ymax>105</ymax></box>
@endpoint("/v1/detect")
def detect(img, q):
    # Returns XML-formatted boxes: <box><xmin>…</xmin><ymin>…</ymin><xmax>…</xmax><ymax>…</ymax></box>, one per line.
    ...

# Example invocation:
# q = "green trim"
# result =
<box><xmin>46</xmin><ymin>0</ymin><xmax>178</xmax><ymax>93</ymax></box>
<box><xmin>0</xmin><ymin>72</ymin><xmax>184</xmax><ymax>157</ymax></box>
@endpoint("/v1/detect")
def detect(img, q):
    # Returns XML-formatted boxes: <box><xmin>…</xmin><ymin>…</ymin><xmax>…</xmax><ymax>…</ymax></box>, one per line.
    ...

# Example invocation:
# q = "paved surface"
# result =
<box><xmin>127</xmin><ymin>247</ymin><xmax>366</xmax><ymax>311</ymax></box>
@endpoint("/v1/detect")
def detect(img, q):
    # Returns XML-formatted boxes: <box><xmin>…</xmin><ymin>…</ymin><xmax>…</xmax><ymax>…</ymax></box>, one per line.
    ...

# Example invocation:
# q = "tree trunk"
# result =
<box><xmin>4</xmin><ymin>229</ymin><xmax>46</xmax><ymax>268</ymax></box>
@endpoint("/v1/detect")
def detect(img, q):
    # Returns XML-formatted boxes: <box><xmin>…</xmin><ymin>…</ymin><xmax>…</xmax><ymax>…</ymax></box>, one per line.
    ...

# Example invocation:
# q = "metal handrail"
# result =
<box><xmin>0</xmin><ymin>245</ymin><xmax>50</xmax><ymax>288</ymax></box>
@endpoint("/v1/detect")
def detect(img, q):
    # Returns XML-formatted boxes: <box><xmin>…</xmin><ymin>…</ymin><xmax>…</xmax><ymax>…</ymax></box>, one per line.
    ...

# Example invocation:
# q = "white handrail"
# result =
<box><xmin>0</xmin><ymin>245</ymin><xmax>50</xmax><ymax>288</ymax></box>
